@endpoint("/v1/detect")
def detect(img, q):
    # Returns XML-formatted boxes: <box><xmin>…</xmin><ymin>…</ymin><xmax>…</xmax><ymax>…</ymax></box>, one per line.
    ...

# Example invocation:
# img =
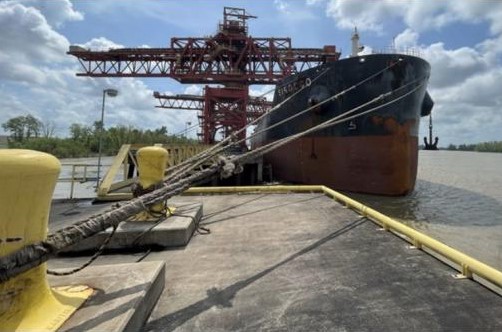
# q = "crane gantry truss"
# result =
<box><xmin>68</xmin><ymin>7</ymin><xmax>340</xmax><ymax>144</ymax></box>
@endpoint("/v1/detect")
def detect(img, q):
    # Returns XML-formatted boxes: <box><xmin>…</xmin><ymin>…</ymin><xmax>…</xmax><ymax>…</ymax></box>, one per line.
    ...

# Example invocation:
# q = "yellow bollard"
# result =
<box><xmin>132</xmin><ymin>146</ymin><xmax>171</xmax><ymax>220</ymax></box>
<box><xmin>0</xmin><ymin>150</ymin><xmax>93</xmax><ymax>331</ymax></box>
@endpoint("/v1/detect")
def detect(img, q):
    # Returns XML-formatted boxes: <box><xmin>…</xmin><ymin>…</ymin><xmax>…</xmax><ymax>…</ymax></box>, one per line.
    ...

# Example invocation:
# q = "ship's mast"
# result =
<box><xmin>351</xmin><ymin>27</ymin><xmax>360</xmax><ymax>57</ymax></box>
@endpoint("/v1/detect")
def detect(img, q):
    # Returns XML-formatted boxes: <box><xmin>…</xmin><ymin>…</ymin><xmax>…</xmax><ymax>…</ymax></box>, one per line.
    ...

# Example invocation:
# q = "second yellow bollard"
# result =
<box><xmin>132</xmin><ymin>146</ymin><xmax>170</xmax><ymax>220</ymax></box>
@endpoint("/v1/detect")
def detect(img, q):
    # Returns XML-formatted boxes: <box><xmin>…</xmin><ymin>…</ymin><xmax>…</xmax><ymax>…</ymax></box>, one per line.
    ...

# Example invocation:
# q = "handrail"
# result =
<box><xmin>96</xmin><ymin>143</ymin><xmax>210</xmax><ymax>200</ymax></box>
<box><xmin>184</xmin><ymin>185</ymin><xmax>502</xmax><ymax>292</ymax></box>
<box><xmin>54</xmin><ymin>144</ymin><xmax>210</xmax><ymax>201</ymax></box>
<box><xmin>58</xmin><ymin>163</ymin><xmax>103</xmax><ymax>199</ymax></box>
<box><xmin>371</xmin><ymin>46</ymin><xmax>423</xmax><ymax>58</ymax></box>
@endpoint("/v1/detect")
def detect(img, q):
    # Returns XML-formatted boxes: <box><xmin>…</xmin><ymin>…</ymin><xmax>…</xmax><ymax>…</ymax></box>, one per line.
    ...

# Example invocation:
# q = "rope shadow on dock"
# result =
<box><xmin>201</xmin><ymin>194</ymin><xmax>269</xmax><ymax>220</ymax></box>
<box><xmin>144</xmin><ymin>217</ymin><xmax>367</xmax><ymax>331</ymax></box>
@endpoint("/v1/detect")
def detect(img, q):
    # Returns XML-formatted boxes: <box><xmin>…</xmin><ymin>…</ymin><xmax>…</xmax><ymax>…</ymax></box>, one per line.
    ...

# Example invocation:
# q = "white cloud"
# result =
<box><xmin>402</xmin><ymin>1</ymin><xmax>452</xmax><ymax>31</ymax></box>
<box><xmin>80</xmin><ymin>37</ymin><xmax>124</xmax><ymax>51</ymax></box>
<box><xmin>476</xmin><ymin>34</ymin><xmax>502</xmax><ymax>64</ymax></box>
<box><xmin>0</xmin><ymin>1</ymin><xmax>72</xmax><ymax>86</ymax></box>
<box><xmin>274</xmin><ymin>0</ymin><xmax>291</xmax><ymax>14</ymax></box>
<box><xmin>325</xmin><ymin>0</ymin><xmax>502</xmax><ymax>33</ymax></box>
<box><xmin>79</xmin><ymin>0</ymin><xmax>221</xmax><ymax>33</ymax></box>
<box><xmin>1</xmin><ymin>0</ymin><xmax>501</xmax><ymax>147</ymax></box>
<box><xmin>446</xmin><ymin>1</ymin><xmax>502</xmax><ymax>35</ymax></box>
<box><xmin>322</xmin><ymin>0</ymin><xmax>502</xmax><ymax>145</ymax></box>
<box><xmin>416</xmin><ymin>41</ymin><xmax>502</xmax><ymax>145</ymax></box>
<box><xmin>155</xmin><ymin>88</ymin><xmax>199</xmax><ymax>137</ymax></box>
<box><xmin>0</xmin><ymin>89</ymin><xmax>31</xmax><ymax>117</ymax></box>
<box><xmin>0</xmin><ymin>2</ymin><xmax>70</xmax><ymax>63</ymax></box>
<box><xmin>432</xmin><ymin>68</ymin><xmax>502</xmax><ymax>108</ymax></box>
<box><xmin>19</xmin><ymin>0</ymin><xmax>83</xmax><ymax>27</ymax></box>
<box><xmin>274</xmin><ymin>0</ymin><xmax>316</xmax><ymax>21</ymax></box>
<box><xmin>394</xmin><ymin>29</ymin><xmax>419</xmax><ymax>49</ymax></box>
<box><xmin>423</xmin><ymin>43</ymin><xmax>489</xmax><ymax>89</ymax></box>
<box><xmin>429</xmin><ymin>101</ymin><xmax>502</xmax><ymax>146</ymax></box>
<box><xmin>183</xmin><ymin>84</ymin><xmax>203</xmax><ymax>96</ymax></box>
<box><xmin>326</xmin><ymin>0</ymin><xmax>402</xmax><ymax>32</ymax></box>
<box><xmin>250</xmin><ymin>85</ymin><xmax>275</xmax><ymax>101</ymax></box>
<box><xmin>0</xmin><ymin>1</ymin><xmax>192</xmax><ymax>138</ymax></box>
<box><xmin>306</xmin><ymin>0</ymin><xmax>325</xmax><ymax>5</ymax></box>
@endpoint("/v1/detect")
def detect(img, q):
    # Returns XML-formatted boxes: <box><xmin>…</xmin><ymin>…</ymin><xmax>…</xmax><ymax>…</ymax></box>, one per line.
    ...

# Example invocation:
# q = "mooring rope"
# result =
<box><xmin>0</xmin><ymin>163</ymin><xmax>223</xmax><ymax>283</ymax></box>
<box><xmin>165</xmin><ymin>67</ymin><xmax>333</xmax><ymax>180</ymax></box>
<box><xmin>0</xmin><ymin>62</ymin><xmax>426</xmax><ymax>283</ymax></box>
<box><xmin>240</xmin><ymin>78</ymin><xmax>426</xmax><ymax>162</ymax></box>
<box><xmin>166</xmin><ymin>59</ymin><xmax>404</xmax><ymax>183</ymax></box>
<box><xmin>46</xmin><ymin>223</ymin><xmax>119</xmax><ymax>276</ymax></box>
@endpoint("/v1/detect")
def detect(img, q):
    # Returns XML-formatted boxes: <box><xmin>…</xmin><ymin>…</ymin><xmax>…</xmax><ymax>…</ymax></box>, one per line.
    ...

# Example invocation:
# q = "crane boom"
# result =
<box><xmin>153</xmin><ymin>92</ymin><xmax>272</xmax><ymax>112</ymax></box>
<box><xmin>68</xmin><ymin>42</ymin><xmax>339</xmax><ymax>84</ymax></box>
<box><xmin>67</xmin><ymin>6</ymin><xmax>340</xmax><ymax>144</ymax></box>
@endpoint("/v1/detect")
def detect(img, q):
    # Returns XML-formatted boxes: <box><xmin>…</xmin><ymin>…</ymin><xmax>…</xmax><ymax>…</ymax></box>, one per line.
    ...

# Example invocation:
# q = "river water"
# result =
<box><xmin>55</xmin><ymin>151</ymin><xmax>502</xmax><ymax>270</ymax></box>
<box><xmin>349</xmin><ymin>150</ymin><xmax>502</xmax><ymax>270</ymax></box>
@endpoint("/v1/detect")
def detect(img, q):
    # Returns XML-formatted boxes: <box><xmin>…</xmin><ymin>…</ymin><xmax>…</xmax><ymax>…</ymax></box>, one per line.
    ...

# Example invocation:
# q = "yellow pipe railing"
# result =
<box><xmin>184</xmin><ymin>185</ymin><xmax>321</xmax><ymax>194</ymax></box>
<box><xmin>185</xmin><ymin>185</ymin><xmax>502</xmax><ymax>291</ymax></box>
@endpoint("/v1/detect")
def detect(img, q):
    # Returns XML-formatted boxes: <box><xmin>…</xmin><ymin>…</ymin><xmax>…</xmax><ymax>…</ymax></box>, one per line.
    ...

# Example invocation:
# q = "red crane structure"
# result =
<box><xmin>68</xmin><ymin>7</ymin><xmax>340</xmax><ymax>144</ymax></box>
<box><xmin>153</xmin><ymin>89</ymin><xmax>272</xmax><ymax>142</ymax></box>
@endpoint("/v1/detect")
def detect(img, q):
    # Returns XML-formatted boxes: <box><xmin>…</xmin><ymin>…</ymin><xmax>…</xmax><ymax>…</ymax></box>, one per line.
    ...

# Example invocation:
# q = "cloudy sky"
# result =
<box><xmin>0</xmin><ymin>0</ymin><xmax>501</xmax><ymax>145</ymax></box>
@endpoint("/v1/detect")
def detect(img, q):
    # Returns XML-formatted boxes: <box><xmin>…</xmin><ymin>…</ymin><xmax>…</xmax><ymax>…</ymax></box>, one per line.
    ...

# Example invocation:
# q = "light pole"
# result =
<box><xmin>96</xmin><ymin>88</ymin><xmax>118</xmax><ymax>189</ymax></box>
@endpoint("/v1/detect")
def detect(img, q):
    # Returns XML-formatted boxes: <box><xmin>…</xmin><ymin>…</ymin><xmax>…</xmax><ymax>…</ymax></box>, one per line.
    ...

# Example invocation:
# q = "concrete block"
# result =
<box><xmin>61</xmin><ymin>202</ymin><xmax>202</xmax><ymax>253</ymax></box>
<box><xmin>51</xmin><ymin>261</ymin><xmax>165</xmax><ymax>332</ymax></box>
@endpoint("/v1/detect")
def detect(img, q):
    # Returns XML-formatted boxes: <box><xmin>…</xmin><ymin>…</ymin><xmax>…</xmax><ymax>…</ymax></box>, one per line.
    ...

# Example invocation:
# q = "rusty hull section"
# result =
<box><xmin>264</xmin><ymin>119</ymin><xmax>418</xmax><ymax>196</ymax></box>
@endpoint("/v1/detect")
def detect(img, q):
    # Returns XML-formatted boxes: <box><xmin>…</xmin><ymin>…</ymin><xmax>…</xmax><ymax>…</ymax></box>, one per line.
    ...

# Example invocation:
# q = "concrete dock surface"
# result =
<box><xmin>49</xmin><ymin>193</ymin><xmax>502</xmax><ymax>331</ymax></box>
<box><xmin>50</xmin><ymin>261</ymin><xmax>165</xmax><ymax>332</ymax></box>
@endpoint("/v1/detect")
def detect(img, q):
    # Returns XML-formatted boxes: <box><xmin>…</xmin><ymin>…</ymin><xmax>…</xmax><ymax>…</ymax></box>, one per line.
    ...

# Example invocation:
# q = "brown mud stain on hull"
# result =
<box><xmin>264</xmin><ymin>134</ymin><xmax>418</xmax><ymax>196</ymax></box>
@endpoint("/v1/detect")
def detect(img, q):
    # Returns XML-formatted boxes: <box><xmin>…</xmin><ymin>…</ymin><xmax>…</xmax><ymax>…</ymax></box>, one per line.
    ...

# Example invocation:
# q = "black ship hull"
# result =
<box><xmin>252</xmin><ymin>54</ymin><xmax>433</xmax><ymax>195</ymax></box>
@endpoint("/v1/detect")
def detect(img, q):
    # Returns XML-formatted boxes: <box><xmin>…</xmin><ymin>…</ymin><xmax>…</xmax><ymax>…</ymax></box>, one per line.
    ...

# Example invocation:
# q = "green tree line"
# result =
<box><xmin>2</xmin><ymin>114</ymin><xmax>197</xmax><ymax>158</ymax></box>
<box><xmin>445</xmin><ymin>141</ymin><xmax>502</xmax><ymax>153</ymax></box>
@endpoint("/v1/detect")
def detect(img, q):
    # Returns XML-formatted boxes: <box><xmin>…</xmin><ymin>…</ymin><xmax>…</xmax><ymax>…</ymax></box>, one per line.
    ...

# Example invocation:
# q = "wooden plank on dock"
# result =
<box><xmin>98</xmin><ymin>144</ymin><xmax>131</xmax><ymax>197</ymax></box>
